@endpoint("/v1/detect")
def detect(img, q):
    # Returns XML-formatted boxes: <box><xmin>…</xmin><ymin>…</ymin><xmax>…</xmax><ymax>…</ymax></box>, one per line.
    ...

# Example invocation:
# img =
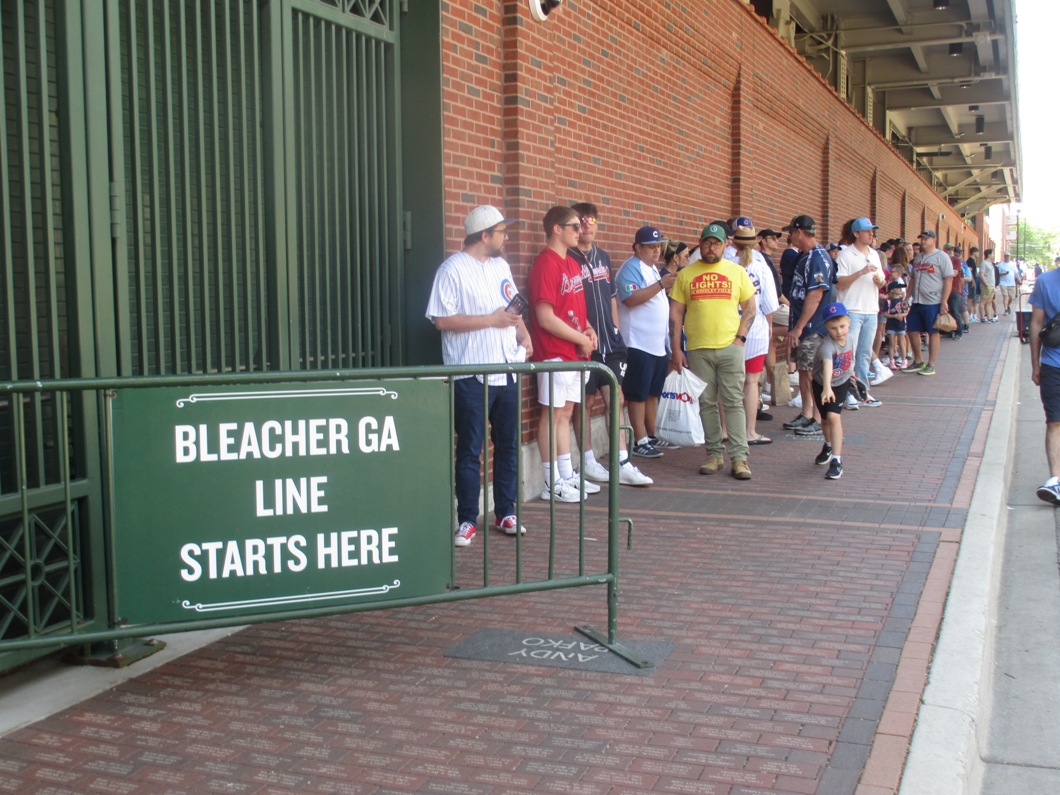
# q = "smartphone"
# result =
<box><xmin>506</xmin><ymin>293</ymin><xmax>528</xmax><ymax>315</ymax></box>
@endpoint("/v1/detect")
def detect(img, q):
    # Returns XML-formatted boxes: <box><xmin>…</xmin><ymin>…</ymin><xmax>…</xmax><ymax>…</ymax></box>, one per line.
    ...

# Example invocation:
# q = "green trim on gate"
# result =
<box><xmin>0</xmin><ymin>362</ymin><xmax>637</xmax><ymax>667</ymax></box>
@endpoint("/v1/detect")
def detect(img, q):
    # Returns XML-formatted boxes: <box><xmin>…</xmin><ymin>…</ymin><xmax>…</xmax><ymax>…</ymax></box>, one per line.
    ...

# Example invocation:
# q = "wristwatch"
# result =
<box><xmin>736</xmin><ymin>335</ymin><xmax>747</xmax><ymax>343</ymax></box>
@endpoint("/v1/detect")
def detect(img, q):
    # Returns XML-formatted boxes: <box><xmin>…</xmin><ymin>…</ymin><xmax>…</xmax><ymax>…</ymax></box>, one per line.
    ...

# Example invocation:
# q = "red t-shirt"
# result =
<box><xmin>950</xmin><ymin>255</ymin><xmax>964</xmax><ymax>294</ymax></box>
<box><xmin>529</xmin><ymin>247</ymin><xmax>588</xmax><ymax>361</ymax></box>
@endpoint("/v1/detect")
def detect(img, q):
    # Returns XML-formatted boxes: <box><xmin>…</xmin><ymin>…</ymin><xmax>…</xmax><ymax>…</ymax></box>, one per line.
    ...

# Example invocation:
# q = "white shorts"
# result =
<box><xmin>536</xmin><ymin>359</ymin><xmax>587</xmax><ymax>407</ymax></box>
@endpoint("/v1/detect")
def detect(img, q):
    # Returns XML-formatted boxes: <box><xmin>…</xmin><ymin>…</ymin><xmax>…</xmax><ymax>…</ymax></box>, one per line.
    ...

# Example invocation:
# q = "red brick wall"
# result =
<box><xmin>441</xmin><ymin>1</ymin><xmax>976</xmax><ymax>258</ymax></box>
<box><xmin>438</xmin><ymin>0</ymin><xmax>978</xmax><ymax>426</ymax></box>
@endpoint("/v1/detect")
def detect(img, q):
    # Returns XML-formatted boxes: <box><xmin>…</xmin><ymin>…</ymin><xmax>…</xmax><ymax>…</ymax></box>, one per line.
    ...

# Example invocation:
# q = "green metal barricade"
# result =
<box><xmin>0</xmin><ymin>362</ymin><xmax>647</xmax><ymax>668</ymax></box>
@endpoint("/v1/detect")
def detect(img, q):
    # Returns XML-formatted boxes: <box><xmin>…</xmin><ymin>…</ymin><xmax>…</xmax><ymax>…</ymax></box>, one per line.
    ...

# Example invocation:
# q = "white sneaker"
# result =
<box><xmin>788</xmin><ymin>373</ymin><xmax>800</xmax><ymax>385</ymax></box>
<box><xmin>540</xmin><ymin>479</ymin><xmax>583</xmax><ymax>502</ymax></box>
<box><xmin>862</xmin><ymin>395</ymin><xmax>882</xmax><ymax>407</ymax></box>
<box><xmin>787</xmin><ymin>393</ymin><xmax>803</xmax><ymax>408</ymax></box>
<box><xmin>870</xmin><ymin>365</ymin><xmax>893</xmax><ymax>385</ymax></box>
<box><xmin>619</xmin><ymin>460</ymin><xmax>653</xmax><ymax>486</ymax></box>
<box><xmin>566</xmin><ymin>476</ymin><xmax>600</xmax><ymax>495</ymax></box>
<box><xmin>844</xmin><ymin>394</ymin><xmax>860</xmax><ymax>410</ymax></box>
<box><xmin>581</xmin><ymin>458</ymin><xmax>611</xmax><ymax>482</ymax></box>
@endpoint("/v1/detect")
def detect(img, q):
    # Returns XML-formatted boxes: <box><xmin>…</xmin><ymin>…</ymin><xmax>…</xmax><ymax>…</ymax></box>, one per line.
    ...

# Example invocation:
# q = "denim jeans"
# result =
<box><xmin>847</xmin><ymin>312</ymin><xmax>878</xmax><ymax>386</ymax></box>
<box><xmin>453</xmin><ymin>375</ymin><xmax>519</xmax><ymax>525</ymax></box>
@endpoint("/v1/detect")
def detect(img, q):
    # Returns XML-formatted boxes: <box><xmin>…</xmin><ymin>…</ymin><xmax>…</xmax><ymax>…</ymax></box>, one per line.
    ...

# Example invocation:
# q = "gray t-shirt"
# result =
<box><xmin>979</xmin><ymin>259</ymin><xmax>996</xmax><ymax>288</ymax></box>
<box><xmin>909</xmin><ymin>249</ymin><xmax>954</xmax><ymax>305</ymax></box>
<box><xmin>813</xmin><ymin>334</ymin><xmax>855</xmax><ymax>388</ymax></box>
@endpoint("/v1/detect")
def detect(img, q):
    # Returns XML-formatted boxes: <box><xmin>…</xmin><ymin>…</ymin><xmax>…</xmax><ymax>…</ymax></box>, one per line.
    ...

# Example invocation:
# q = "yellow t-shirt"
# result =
<box><xmin>671</xmin><ymin>259</ymin><xmax>756</xmax><ymax>350</ymax></box>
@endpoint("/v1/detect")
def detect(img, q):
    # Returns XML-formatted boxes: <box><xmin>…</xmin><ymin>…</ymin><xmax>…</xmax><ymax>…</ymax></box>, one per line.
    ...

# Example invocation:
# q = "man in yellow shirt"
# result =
<box><xmin>670</xmin><ymin>223</ymin><xmax>757</xmax><ymax>479</ymax></box>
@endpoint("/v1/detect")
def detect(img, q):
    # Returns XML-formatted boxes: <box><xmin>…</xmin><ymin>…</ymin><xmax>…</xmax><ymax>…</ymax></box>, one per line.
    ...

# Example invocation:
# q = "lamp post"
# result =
<box><xmin>1015</xmin><ymin>205</ymin><xmax>1021</xmax><ymax>266</ymax></box>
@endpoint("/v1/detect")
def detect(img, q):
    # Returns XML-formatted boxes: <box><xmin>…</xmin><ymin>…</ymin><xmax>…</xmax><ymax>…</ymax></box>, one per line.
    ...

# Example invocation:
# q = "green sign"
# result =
<box><xmin>109</xmin><ymin>380</ymin><xmax>452</xmax><ymax>625</ymax></box>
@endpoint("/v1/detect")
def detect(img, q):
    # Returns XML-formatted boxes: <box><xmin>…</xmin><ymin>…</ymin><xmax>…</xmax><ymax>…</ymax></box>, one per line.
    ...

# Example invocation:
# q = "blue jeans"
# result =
<box><xmin>847</xmin><ymin>312</ymin><xmax>878</xmax><ymax>386</ymax></box>
<box><xmin>453</xmin><ymin>375</ymin><xmax>519</xmax><ymax>525</ymax></box>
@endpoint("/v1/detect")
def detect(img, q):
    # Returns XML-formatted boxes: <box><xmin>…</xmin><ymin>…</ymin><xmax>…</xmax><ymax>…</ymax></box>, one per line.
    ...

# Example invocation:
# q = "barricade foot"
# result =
<box><xmin>575</xmin><ymin>625</ymin><xmax>653</xmax><ymax>669</ymax></box>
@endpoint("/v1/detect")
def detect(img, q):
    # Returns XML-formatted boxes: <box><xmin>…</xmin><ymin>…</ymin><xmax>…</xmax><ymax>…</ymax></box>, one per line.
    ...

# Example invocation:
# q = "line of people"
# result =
<box><xmin>426</xmin><ymin>202</ymin><xmax>995</xmax><ymax>546</ymax></box>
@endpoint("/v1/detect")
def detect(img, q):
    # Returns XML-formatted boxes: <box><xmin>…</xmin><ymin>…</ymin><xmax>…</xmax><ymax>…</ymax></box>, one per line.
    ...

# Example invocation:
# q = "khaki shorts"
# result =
<box><xmin>795</xmin><ymin>333</ymin><xmax>823</xmax><ymax>372</ymax></box>
<box><xmin>1000</xmin><ymin>285</ymin><xmax>1016</xmax><ymax>300</ymax></box>
<box><xmin>980</xmin><ymin>284</ymin><xmax>995</xmax><ymax>301</ymax></box>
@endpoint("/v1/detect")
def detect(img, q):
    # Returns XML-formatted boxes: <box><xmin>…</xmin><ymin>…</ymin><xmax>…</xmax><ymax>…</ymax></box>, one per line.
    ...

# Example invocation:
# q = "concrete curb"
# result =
<box><xmin>898</xmin><ymin>337</ymin><xmax>1020</xmax><ymax>794</ymax></box>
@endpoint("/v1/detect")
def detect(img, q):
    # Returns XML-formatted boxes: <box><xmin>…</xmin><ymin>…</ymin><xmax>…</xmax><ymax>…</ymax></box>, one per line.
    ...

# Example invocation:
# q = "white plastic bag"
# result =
<box><xmin>654</xmin><ymin>368</ymin><xmax>707</xmax><ymax>447</ymax></box>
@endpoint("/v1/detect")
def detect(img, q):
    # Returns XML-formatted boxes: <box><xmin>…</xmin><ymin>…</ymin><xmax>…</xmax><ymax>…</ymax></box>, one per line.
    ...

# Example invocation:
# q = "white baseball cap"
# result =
<box><xmin>464</xmin><ymin>205</ymin><xmax>514</xmax><ymax>236</ymax></box>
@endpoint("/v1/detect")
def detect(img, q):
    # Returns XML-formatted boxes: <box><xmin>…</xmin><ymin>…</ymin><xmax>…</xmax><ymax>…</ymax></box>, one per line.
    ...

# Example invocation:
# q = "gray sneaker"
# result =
<box><xmin>794</xmin><ymin>420</ymin><xmax>823</xmax><ymax>436</ymax></box>
<box><xmin>783</xmin><ymin>414</ymin><xmax>814</xmax><ymax>430</ymax></box>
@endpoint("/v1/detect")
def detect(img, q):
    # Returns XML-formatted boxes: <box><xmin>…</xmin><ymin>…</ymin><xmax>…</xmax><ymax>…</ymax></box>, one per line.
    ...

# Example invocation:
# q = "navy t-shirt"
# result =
<box><xmin>788</xmin><ymin>245</ymin><xmax>835</xmax><ymax>339</ymax></box>
<box><xmin>779</xmin><ymin>247</ymin><xmax>800</xmax><ymax>299</ymax></box>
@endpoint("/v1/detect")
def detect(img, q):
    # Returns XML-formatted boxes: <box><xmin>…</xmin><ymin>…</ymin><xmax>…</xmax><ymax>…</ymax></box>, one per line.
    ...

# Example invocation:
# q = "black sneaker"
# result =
<box><xmin>826</xmin><ymin>459</ymin><xmax>843</xmax><ymax>479</ymax></box>
<box><xmin>783</xmin><ymin>414</ymin><xmax>813</xmax><ymax>430</ymax></box>
<box><xmin>632</xmin><ymin>441</ymin><xmax>663</xmax><ymax>459</ymax></box>
<box><xmin>815</xmin><ymin>444</ymin><xmax>833</xmax><ymax>465</ymax></box>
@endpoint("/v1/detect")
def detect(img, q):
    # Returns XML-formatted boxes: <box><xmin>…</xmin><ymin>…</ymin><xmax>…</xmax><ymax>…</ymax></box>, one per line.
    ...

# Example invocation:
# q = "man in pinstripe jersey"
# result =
<box><xmin>426</xmin><ymin>205</ymin><xmax>534</xmax><ymax>548</ymax></box>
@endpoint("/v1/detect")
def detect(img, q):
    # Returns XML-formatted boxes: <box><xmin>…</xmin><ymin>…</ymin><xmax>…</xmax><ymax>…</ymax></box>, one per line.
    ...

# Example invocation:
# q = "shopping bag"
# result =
<box><xmin>933</xmin><ymin>311</ymin><xmax>957</xmax><ymax>333</ymax></box>
<box><xmin>770</xmin><ymin>362</ymin><xmax>792</xmax><ymax>406</ymax></box>
<box><xmin>655</xmin><ymin>368</ymin><xmax>707</xmax><ymax>447</ymax></box>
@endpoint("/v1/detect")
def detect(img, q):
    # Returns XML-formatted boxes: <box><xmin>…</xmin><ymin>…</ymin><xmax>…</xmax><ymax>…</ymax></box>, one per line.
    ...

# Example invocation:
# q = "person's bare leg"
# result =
<box><xmin>744</xmin><ymin>372</ymin><xmax>760</xmax><ymax>439</ymax></box>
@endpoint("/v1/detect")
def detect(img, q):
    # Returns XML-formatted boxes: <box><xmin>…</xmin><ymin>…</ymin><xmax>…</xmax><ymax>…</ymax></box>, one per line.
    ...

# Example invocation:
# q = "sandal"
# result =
<box><xmin>747</xmin><ymin>435</ymin><xmax>773</xmax><ymax>445</ymax></box>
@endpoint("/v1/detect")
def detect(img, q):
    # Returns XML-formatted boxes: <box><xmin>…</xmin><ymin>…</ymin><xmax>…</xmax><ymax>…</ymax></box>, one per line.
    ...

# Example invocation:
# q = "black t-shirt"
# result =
<box><xmin>568</xmin><ymin>245</ymin><xmax>626</xmax><ymax>357</ymax></box>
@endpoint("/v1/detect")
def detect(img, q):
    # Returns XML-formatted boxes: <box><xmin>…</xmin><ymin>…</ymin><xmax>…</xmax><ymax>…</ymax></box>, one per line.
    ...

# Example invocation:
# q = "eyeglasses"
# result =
<box><xmin>580</xmin><ymin>217</ymin><xmax>598</xmax><ymax>227</ymax></box>
<box><xmin>701</xmin><ymin>239</ymin><xmax>725</xmax><ymax>248</ymax></box>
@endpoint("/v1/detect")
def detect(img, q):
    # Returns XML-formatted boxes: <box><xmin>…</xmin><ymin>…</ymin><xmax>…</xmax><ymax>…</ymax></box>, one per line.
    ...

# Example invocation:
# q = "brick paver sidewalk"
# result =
<box><xmin>0</xmin><ymin>321</ymin><xmax>1014</xmax><ymax>794</ymax></box>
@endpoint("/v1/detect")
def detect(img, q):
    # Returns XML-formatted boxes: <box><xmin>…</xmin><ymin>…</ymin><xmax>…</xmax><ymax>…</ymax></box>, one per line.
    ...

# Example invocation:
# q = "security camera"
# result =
<box><xmin>529</xmin><ymin>0</ymin><xmax>563</xmax><ymax>22</ymax></box>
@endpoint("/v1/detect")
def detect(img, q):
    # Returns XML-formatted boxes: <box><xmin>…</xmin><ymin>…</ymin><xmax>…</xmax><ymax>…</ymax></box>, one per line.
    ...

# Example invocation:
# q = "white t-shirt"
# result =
<box><xmin>615</xmin><ymin>256</ymin><xmax>669</xmax><ymax>356</ymax></box>
<box><xmin>724</xmin><ymin>246</ymin><xmax>778</xmax><ymax>359</ymax></box>
<box><xmin>425</xmin><ymin>251</ymin><xmax>523</xmax><ymax>384</ymax></box>
<box><xmin>997</xmin><ymin>260</ymin><xmax>1018</xmax><ymax>287</ymax></box>
<box><xmin>836</xmin><ymin>245</ymin><xmax>884</xmax><ymax>314</ymax></box>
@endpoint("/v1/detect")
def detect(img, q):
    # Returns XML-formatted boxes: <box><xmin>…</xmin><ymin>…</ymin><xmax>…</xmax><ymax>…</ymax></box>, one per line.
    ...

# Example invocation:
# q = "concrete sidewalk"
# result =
<box><xmin>901</xmin><ymin>331</ymin><xmax>1060</xmax><ymax>794</ymax></box>
<box><xmin>0</xmin><ymin>314</ymin><xmax>1048</xmax><ymax>794</ymax></box>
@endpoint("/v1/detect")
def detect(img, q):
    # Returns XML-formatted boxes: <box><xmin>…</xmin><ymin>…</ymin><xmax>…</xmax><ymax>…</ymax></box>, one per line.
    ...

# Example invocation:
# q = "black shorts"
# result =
<box><xmin>812</xmin><ymin>378</ymin><xmax>852</xmax><ymax>417</ymax></box>
<box><xmin>585</xmin><ymin>351</ymin><xmax>627</xmax><ymax>396</ymax></box>
<box><xmin>1040</xmin><ymin>363</ymin><xmax>1060</xmax><ymax>424</ymax></box>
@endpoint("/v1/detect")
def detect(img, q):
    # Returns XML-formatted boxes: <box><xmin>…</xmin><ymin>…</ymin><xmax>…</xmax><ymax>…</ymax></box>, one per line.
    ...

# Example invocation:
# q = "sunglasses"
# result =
<box><xmin>562</xmin><ymin>222</ymin><xmax>582</xmax><ymax>231</ymax></box>
<box><xmin>580</xmin><ymin>217</ymin><xmax>598</xmax><ymax>227</ymax></box>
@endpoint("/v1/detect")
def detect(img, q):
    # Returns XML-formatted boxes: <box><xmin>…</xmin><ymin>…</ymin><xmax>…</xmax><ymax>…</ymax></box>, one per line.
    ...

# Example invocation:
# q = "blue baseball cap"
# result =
<box><xmin>828</xmin><ymin>243</ymin><xmax>841</xmax><ymax>251</ymax></box>
<box><xmin>734</xmin><ymin>216</ymin><xmax>753</xmax><ymax>229</ymax></box>
<box><xmin>634</xmin><ymin>226</ymin><xmax>665</xmax><ymax>246</ymax></box>
<box><xmin>851</xmin><ymin>217</ymin><xmax>879</xmax><ymax>233</ymax></box>
<box><xmin>822</xmin><ymin>302</ymin><xmax>849</xmax><ymax>321</ymax></box>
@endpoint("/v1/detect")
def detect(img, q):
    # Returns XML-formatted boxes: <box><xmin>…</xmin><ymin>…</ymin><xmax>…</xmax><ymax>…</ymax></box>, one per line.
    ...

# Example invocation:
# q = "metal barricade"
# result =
<box><xmin>0</xmin><ymin>363</ymin><xmax>647</xmax><ymax>667</ymax></box>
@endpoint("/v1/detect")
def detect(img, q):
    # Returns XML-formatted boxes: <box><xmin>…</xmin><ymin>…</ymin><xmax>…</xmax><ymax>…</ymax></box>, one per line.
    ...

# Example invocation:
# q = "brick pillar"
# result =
<box><xmin>731</xmin><ymin>66</ymin><xmax>748</xmax><ymax>214</ymax></box>
<box><xmin>870</xmin><ymin>168</ymin><xmax>879</xmax><ymax>223</ymax></box>
<box><xmin>500</xmin><ymin>3</ymin><xmax>557</xmax><ymax>285</ymax></box>
<box><xmin>821</xmin><ymin>134</ymin><xmax>832</xmax><ymax>240</ymax></box>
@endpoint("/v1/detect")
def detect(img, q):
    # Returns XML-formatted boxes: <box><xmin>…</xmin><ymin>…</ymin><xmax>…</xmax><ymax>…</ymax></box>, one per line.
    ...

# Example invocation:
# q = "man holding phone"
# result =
<box><xmin>426</xmin><ymin>205</ymin><xmax>533</xmax><ymax>548</ymax></box>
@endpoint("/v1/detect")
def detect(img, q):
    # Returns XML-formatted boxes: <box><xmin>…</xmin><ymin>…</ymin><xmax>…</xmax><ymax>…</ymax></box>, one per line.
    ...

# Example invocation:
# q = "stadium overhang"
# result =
<box><xmin>753</xmin><ymin>0</ymin><xmax>1022</xmax><ymax>221</ymax></box>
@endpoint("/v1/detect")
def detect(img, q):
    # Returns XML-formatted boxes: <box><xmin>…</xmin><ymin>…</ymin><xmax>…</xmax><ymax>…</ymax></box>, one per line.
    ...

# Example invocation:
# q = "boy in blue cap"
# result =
<box><xmin>813</xmin><ymin>302</ymin><xmax>855</xmax><ymax>479</ymax></box>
